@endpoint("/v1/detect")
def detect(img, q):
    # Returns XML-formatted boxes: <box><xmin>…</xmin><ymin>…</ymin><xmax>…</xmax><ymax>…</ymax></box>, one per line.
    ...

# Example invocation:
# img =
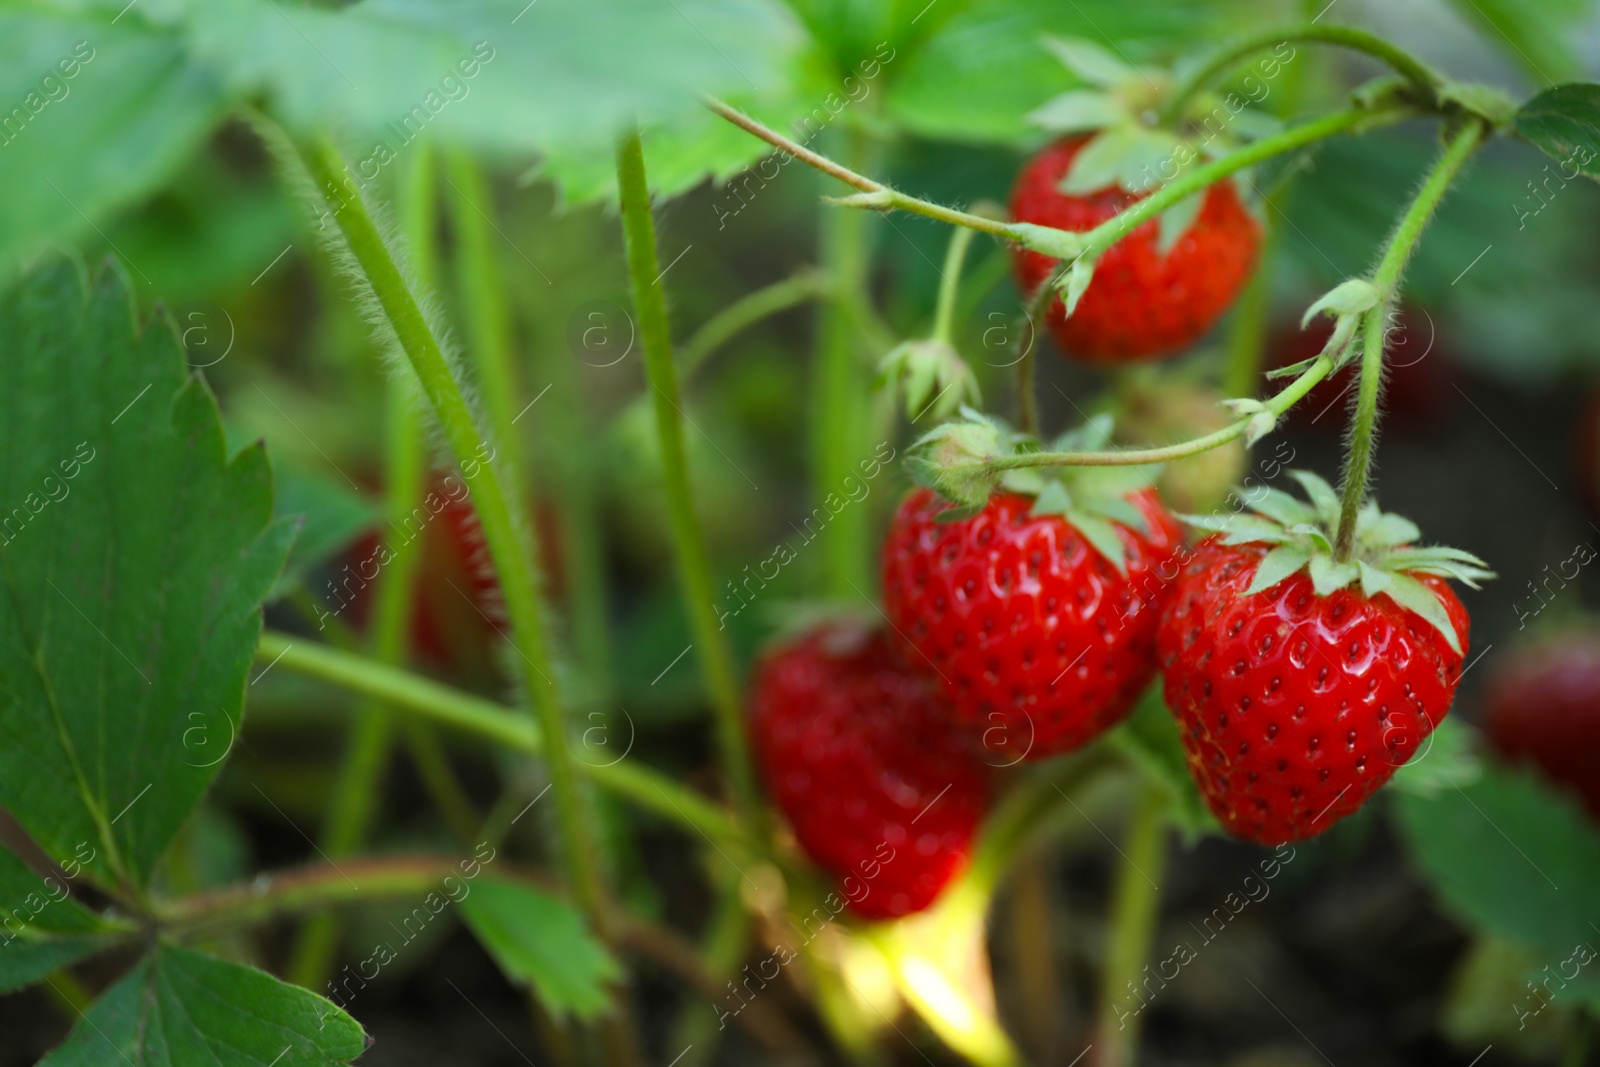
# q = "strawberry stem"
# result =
<box><xmin>932</xmin><ymin>224</ymin><xmax>979</xmax><ymax>346</ymax></box>
<box><xmin>1096</xmin><ymin>783</ymin><xmax>1169</xmax><ymax>1067</ymax></box>
<box><xmin>708</xmin><ymin>98</ymin><xmax>1411</xmax><ymax>264</ymax></box>
<box><xmin>1159</xmin><ymin>24</ymin><xmax>1445</xmax><ymax>125</ymax></box>
<box><xmin>1333</xmin><ymin>118</ymin><xmax>1487</xmax><ymax>561</ymax></box>
<box><xmin>292</xmin><ymin>131</ymin><xmax>615</xmax><ymax>948</ymax></box>
<box><xmin>253</xmin><ymin>631</ymin><xmax>745</xmax><ymax>846</ymax></box>
<box><xmin>678</xmin><ymin>267</ymin><xmax>830</xmax><ymax>379</ymax></box>
<box><xmin>615</xmin><ymin>129</ymin><xmax>764</xmax><ymax>835</ymax></box>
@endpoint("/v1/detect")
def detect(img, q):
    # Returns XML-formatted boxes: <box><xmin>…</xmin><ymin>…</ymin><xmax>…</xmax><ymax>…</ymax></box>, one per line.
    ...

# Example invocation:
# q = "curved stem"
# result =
<box><xmin>711</xmin><ymin>97</ymin><xmax>1409</xmax><ymax>263</ymax></box>
<box><xmin>678</xmin><ymin>268</ymin><xmax>829</xmax><ymax>380</ymax></box>
<box><xmin>1068</xmin><ymin>104</ymin><xmax>1404</xmax><ymax>262</ymax></box>
<box><xmin>1095</xmin><ymin>783</ymin><xmax>1169</xmax><ymax>1067</ymax></box>
<box><xmin>706</xmin><ymin>98</ymin><xmax>1014</xmax><ymax>239</ymax></box>
<box><xmin>1160</xmin><ymin>24</ymin><xmax>1443</xmax><ymax>123</ymax></box>
<box><xmin>254</xmin><ymin>633</ymin><xmax>741</xmax><ymax>847</ymax></box>
<box><xmin>290</xmin><ymin>141</ymin><xmax>454</xmax><ymax>988</ymax></box>
<box><xmin>987</xmin><ymin>353</ymin><xmax>1332</xmax><ymax>471</ymax></box>
<box><xmin>931</xmin><ymin>226</ymin><xmax>978</xmax><ymax>345</ymax></box>
<box><xmin>1333</xmin><ymin>119</ymin><xmax>1486</xmax><ymax>559</ymax></box>
<box><xmin>292</xmin><ymin>134</ymin><xmax>608</xmax><ymax>937</ymax></box>
<box><xmin>615</xmin><ymin>130</ymin><xmax>762</xmax><ymax>833</ymax></box>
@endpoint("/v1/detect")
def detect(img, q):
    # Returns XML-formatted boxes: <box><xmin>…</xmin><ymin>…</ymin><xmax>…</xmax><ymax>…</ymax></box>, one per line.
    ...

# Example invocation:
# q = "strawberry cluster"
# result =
<box><xmin>750</xmin><ymin>436</ymin><xmax>1488</xmax><ymax>918</ymax></box>
<box><xmin>746</xmin><ymin>103</ymin><xmax>1489</xmax><ymax>919</ymax></box>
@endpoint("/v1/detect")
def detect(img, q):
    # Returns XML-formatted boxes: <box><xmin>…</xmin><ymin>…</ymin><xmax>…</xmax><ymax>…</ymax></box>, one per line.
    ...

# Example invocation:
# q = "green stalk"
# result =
<box><xmin>678</xmin><ymin>268</ymin><xmax>829</xmax><ymax>379</ymax></box>
<box><xmin>710</xmin><ymin>99</ymin><xmax>1408</xmax><ymax>263</ymax></box>
<box><xmin>1333</xmin><ymin>119</ymin><xmax>1486</xmax><ymax>560</ymax></box>
<box><xmin>253</xmin><ymin>633</ymin><xmax>740</xmax><ymax>846</ymax></box>
<box><xmin>293</xmin><ymin>135</ymin><xmax>609</xmax><ymax>939</ymax></box>
<box><xmin>1221</xmin><ymin>27</ymin><xmax>1313</xmax><ymax>399</ymax></box>
<box><xmin>983</xmin><ymin>352</ymin><xmax>1333</xmax><ymax>471</ymax></box>
<box><xmin>930</xmin><ymin>226</ymin><xmax>978</xmax><ymax>345</ymax></box>
<box><xmin>1095</xmin><ymin>784</ymin><xmax>1169</xmax><ymax>1067</ymax></box>
<box><xmin>289</xmin><ymin>144</ymin><xmax>437</xmax><ymax>988</ymax></box>
<box><xmin>665</xmin><ymin>872</ymin><xmax>751</xmax><ymax>1067</ymax></box>
<box><xmin>1160</xmin><ymin>23</ymin><xmax>1444</xmax><ymax>123</ymax></box>
<box><xmin>614</xmin><ymin>130</ymin><xmax>761</xmax><ymax>830</ymax></box>
<box><xmin>444</xmin><ymin>146</ymin><xmax>525</xmax><ymax>500</ymax></box>
<box><xmin>812</xmin><ymin>123</ymin><xmax>878</xmax><ymax>597</ymax></box>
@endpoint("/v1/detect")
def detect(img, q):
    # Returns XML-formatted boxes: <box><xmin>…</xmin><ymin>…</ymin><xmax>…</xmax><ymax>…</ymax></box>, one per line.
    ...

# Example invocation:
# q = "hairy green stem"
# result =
<box><xmin>711</xmin><ymin>97</ymin><xmax>1407</xmax><ymax>264</ymax></box>
<box><xmin>254</xmin><ymin>633</ymin><xmax>740</xmax><ymax>846</ymax></box>
<box><xmin>444</xmin><ymin>146</ymin><xmax>525</xmax><ymax>500</ymax></box>
<box><xmin>1160</xmin><ymin>23</ymin><xmax>1444</xmax><ymax>123</ymax></box>
<box><xmin>931</xmin><ymin>226</ymin><xmax>978</xmax><ymax>345</ymax></box>
<box><xmin>291</xmin><ymin>144</ymin><xmax>441</xmax><ymax>988</ymax></box>
<box><xmin>294</xmin><ymin>134</ymin><xmax>608</xmax><ymax>936</ymax></box>
<box><xmin>1333</xmin><ymin>119</ymin><xmax>1485</xmax><ymax>559</ymax></box>
<box><xmin>812</xmin><ymin>123</ymin><xmax>879</xmax><ymax>597</ymax></box>
<box><xmin>679</xmin><ymin>268</ymin><xmax>829</xmax><ymax>380</ymax></box>
<box><xmin>614</xmin><ymin>130</ymin><xmax>762</xmax><ymax>832</ymax></box>
<box><xmin>985</xmin><ymin>353</ymin><xmax>1332</xmax><ymax>471</ymax></box>
<box><xmin>1095</xmin><ymin>783</ymin><xmax>1169</xmax><ymax>1067</ymax></box>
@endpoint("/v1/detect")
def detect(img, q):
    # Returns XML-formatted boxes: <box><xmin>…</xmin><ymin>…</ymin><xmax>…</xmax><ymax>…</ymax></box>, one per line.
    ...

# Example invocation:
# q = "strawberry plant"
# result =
<box><xmin>3</xmin><ymin>2</ymin><xmax>1600</xmax><ymax>1066</ymax></box>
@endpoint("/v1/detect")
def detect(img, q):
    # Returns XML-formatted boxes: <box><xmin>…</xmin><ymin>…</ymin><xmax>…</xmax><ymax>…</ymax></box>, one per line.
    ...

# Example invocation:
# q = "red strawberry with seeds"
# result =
<box><xmin>1010</xmin><ymin>135</ymin><xmax>1261</xmax><ymax>363</ymax></box>
<box><xmin>1157</xmin><ymin>472</ymin><xmax>1489</xmax><ymax>843</ymax></box>
<box><xmin>883</xmin><ymin>416</ymin><xmax>1184</xmax><ymax>761</ymax></box>
<box><xmin>1484</xmin><ymin>635</ymin><xmax>1600</xmax><ymax>820</ymax></box>
<box><xmin>750</xmin><ymin>623</ymin><xmax>990</xmax><ymax>920</ymax></box>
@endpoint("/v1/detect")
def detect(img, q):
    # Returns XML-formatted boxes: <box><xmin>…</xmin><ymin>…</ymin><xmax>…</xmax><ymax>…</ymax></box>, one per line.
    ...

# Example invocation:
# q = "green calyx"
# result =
<box><xmin>908</xmin><ymin>411</ymin><xmax>1159</xmax><ymax>575</ymax></box>
<box><xmin>878</xmin><ymin>338</ymin><xmax>981</xmax><ymax>423</ymax></box>
<box><xmin>1180</xmin><ymin>470</ymin><xmax>1494</xmax><ymax>653</ymax></box>
<box><xmin>1027</xmin><ymin>35</ymin><xmax>1278</xmax><ymax>253</ymax></box>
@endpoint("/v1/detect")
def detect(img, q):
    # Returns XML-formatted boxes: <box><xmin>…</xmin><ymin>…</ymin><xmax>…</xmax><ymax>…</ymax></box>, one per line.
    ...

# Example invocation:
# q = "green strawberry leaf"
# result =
<box><xmin>0</xmin><ymin>11</ymin><xmax>230</xmax><ymax>280</ymax></box>
<box><xmin>1387</xmin><ymin>718</ymin><xmax>1480</xmax><ymax>798</ymax></box>
<box><xmin>1395</xmin><ymin>763</ymin><xmax>1600</xmax><ymax>958</ymax></box>
<box><xmin>0</xmin><ymin>844</ymin><xmax>124</xmax><ymax>993</ymax></box>
<box><xmin>459</xmin><ymin>877</ymin><xmax>621</xmax><ymax>1022</ymax></box>
<box><xmin>0</xmin><ymin>259</ymin><xmax>295</xmax><ymax>888</ymax></box>
<box><xmin>267</xmin><ymin>459</ymin><xmax>379</xmax><ymax>602</ymax></box>
<box><xmin>1287</xmin><ymin>470</ymin><xmax>1341</xmax><ymax>525</ymax></box>
<box><xmin>1510</xmin><ymin>83</ymin><xmax>1600</xmax><ymax>183</ymax></box>
<box><xmin>38</xmin><ymin>944</ymin><xmax>366</xmax><ymax>1065</ymax></box>
<box><xmin>1060</xmin><ymin>125</ymin><xmax>1141</xmax><ymax>195</ymax></box>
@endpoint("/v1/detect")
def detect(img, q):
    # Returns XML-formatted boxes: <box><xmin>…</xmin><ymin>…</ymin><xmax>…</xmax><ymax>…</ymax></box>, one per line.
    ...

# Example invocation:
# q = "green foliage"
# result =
<box><xmin>0</xmin><ymin>11</ymin><xmax>229</xmax><ymax>279</ymax></box>
<box><xmin>1110</xmin><ymin>688</ymin><xmax>1221</xmax><ymax>839</ymax></box>
<box><xmin>458</xmin><ymin>876</ymin><xmax>622</xmax><ymax>1021</ymax></box>
<box><xmin>39</xmin><ymin>944</ymin><xmax>366</xmax><ymax>1066</ymax></box>
<box><xmin>1515</xmin><ymin>83</ymin><xmax>1600</xmax><ymax>181</ymax></box>
<box><xmin>0</xmin><ymin>259</ymin><xmax>294</xmax><ymax>888</ymax></box>
<box><xmin>270</xmin><ymin>461</ymin><xmax>380</xmax><ymax>601</ymax></box>
<box><xmin>1396</xmin><ymin>763</ymin><xmax>1600</xmax><ymax>958</ymax></box>
<box><xmin>0</xmin><ymin>846</ymin><xmax>122</xmax><ymax>993</ymax></box>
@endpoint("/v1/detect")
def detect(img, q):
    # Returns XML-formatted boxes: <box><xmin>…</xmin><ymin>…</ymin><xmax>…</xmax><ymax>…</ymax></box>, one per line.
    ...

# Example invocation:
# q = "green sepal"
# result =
<box><xmin>1385</xmin><ymin>571</ymin><xmax>1464</xmax><ymax>655</ymax></box>
<box><xmin>1244</xmin><ymin>544</ymin><xmax>1311</xmax><ymax>595</ymax></box>
<box><xmin>1176</xmin><ymin>469</ymin><xmax>1492</xmax><ymax>650</ymax></box>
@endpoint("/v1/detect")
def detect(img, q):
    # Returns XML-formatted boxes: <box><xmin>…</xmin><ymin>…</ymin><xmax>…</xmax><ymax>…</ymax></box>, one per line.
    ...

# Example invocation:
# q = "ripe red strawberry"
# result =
<box><xmin>881</xmin><ymin>459</ymin><xmax>1183</xmax><ymax>762</ymax></box>
<box><xmin>1158</xmin><ymin>472</ymin><xmax>1487</xmax><ymax>844</ymax></box>
<box><xmin>1484</xmin><ymin>635</ymin><xmax>1600</xmax><ymax>820</ymax></box>
<box><xmin>749</xmin><ymin>624</ymin><xmax>990</xmax><ymax>920</ymax></box>
<box><xmin>1010</xmin><ymin>135</ymin><xmax>1261</xmax><ymax>363</ymax></box>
